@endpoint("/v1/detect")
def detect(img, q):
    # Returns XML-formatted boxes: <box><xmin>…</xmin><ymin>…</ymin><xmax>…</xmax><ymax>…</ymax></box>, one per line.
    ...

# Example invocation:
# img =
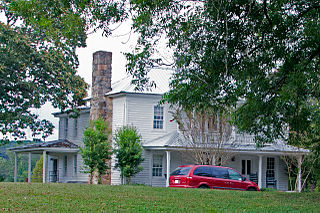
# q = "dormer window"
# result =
<box><xmin>153</xmin><ymin>106</ymin><xmax>164</xmax><ymax>129</ymax></box>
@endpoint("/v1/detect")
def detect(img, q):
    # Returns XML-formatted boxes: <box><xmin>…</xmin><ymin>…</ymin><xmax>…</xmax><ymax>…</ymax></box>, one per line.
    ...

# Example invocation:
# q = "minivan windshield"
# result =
<box><xmin>170</xmin><ymin>167</ymin><xmax>191</xmax><ymax>176</ymax></box>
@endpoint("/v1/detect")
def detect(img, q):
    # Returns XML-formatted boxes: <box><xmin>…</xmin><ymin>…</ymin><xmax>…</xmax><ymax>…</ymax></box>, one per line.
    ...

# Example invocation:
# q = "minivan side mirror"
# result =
<box><xmin>242</xmin><ymin>177</ymin><xmax>246</xmax><ymax>181</ymax></box>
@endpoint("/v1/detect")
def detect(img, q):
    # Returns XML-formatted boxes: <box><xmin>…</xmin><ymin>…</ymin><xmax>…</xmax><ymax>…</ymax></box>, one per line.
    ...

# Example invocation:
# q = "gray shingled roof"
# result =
<box><xmin>8</xmin><ymin>139</ymin><xmax>79</xmax><ymax>151</ymax></box>
<box><xmin>143</xmin><ymin>131</ymin><xmax>309</xmax><ymax>154</ymax></box>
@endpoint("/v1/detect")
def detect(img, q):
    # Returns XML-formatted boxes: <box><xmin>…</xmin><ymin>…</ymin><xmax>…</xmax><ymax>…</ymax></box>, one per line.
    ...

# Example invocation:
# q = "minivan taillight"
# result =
<box><xmin>186</xmin><ymin>176</ymin><xmax>192</xmax><ymax>185</ymax></box>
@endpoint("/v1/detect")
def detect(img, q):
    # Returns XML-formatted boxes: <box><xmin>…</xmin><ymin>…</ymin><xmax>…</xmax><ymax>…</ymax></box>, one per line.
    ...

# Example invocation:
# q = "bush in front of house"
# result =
<box><xmin>113</xmin><ymin>126</ymin><xmax>144</xmax><ymax>184</ymax></box>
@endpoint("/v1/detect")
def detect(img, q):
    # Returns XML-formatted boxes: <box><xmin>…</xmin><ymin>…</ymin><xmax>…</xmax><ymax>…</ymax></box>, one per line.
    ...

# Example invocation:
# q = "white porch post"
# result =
<box><xmin>297</xmin><ymin>155</ymin><xmax>302</xmax><ymax>192</ymax></box>
<box><xmin>14</xmin><ymin>152</ymin><xmax>17</xmax><ymax>182</ymax></box>
<box><xmin>166</xmin><ymin>151</ymin><xmax>171</xmax><ymax>187</ymax></box>
<box><xmin>258</xmin><ymin>155</ymin><xmax>262</xmax><ymax>189</ymax></box>
<box><xmin>42</xmin><ymin>151</ymin><xmax>47</xmax><ymax>183</ymax></box>
<box><xmin>28</xmin><ymin>152</ymin><xmax>32</xmax><ymax>183</ymax></box>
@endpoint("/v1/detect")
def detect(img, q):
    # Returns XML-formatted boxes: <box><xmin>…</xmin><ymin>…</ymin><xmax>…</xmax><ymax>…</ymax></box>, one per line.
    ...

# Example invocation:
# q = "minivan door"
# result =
<box><xmin>211</xmin><ymin>167</ymin><xmax>230</xmax><ymax>190</ymax></box>
<box><xmin>227</xmin><ymin>168</ymin><xmax>246</xmax><ymax>190</ymax></box>
<box><xmin>191</xmin><ymin>166</ymin><xmax>214</xmax><ymax>188</ymax></box>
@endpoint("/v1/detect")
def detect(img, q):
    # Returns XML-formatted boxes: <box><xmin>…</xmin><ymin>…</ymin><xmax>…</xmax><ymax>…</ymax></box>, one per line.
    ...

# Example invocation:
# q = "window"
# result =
<box><xmin>153</xmin><ymin>106</ymin><xmax>164</xmax><ymax>129</ymax></box>
<box><xmin>170</xmin><ymin>167</ymin><xmax>192</xmax><ymax>176</ymax></box>
<box><xmin>64</xmin><ymin>118</ymin><xmax>68</xmax><ymax>138</ymax></box>
<box><xmin>241</xmin><ymin>160</ymin><xmax>251</xmax><ymax>175</ymax></box>
<box><xmin>212</xmin><ymin>167</ymin><xmax>229</xmax><ymax>179</ymax></box>
<box><xmin>193</xmin><ymin>166</ymin><xmax>213</xmax><ymax>177</ymax></box>
<box><xmin>266</xmin><ymin>157</ymin><xmax>275</xmax><ymax>178</ymax></box>
<box><xmin>152</xmin><ymin>155</ymin><xmax>163</xmax><ymax>176</ymax></box>
<box><xmin>64</xmin><ymin>156</ymin><xmax>68</xmax><ymax>176</ymax></box>
<box><xmin>73</xmin><ymin>155</ymin><xmax>77</xmax><ymax>174</ymax></box>
<box><xmin>228</xmin><ymin>169</ymin><xmax>242</xmax><ymax>181</ymax></box>
<box><xmin>73</xmin><ymin>119</ymin><xmax>78</xmax><ymax>137</ymax></box>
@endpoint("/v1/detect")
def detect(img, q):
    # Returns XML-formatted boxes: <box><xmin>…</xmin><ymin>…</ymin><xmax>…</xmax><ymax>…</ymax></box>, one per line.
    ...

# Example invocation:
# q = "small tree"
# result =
<box><xmin>172</xmin><ymin>107</ymin><xmax>233</xmax><ymax>166</ymax></box>
<box><xmin>31</xmin><ymin>156</ymin><xmax>43</xmax><ymax>183</ymax></box>
<box><xmin>80</xmin><ymin>118</ymin><xmax>112</xmax><ymax>184</ymax></box>
<box><xmin>114</xmin><ymin>126</ymin><xmax>144</xmax><ymax>184</ymax></box>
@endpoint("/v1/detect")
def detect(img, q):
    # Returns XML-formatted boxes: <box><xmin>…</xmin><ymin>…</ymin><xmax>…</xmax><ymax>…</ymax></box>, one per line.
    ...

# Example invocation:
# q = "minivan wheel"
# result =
<box><xmin>247</xmin><ymin>187</ymin><xmax>257</xmax><ymax>191</ymax></box>
<box><xmin>199</xmin><ymin>185</ymin><xmax>209</xmax><ymax>189</ymax></box>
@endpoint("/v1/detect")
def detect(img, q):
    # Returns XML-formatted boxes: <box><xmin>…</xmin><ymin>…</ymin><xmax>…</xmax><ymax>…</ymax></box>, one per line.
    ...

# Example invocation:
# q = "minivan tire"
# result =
<box><xmin>247</xmin><ymin>187</ymin><xmax>257</xmax><ymax>191</ymax></box>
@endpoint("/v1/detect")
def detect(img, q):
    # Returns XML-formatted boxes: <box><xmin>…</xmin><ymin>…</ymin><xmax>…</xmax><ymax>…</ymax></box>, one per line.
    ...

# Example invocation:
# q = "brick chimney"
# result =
<box><xmin>90</xmin><ymin>51</ymin><xmax>113</xmax><ymax>185</ymax></box>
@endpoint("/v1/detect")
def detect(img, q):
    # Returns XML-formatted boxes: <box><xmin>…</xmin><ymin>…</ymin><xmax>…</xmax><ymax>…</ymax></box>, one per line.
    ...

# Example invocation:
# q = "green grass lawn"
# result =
<box><xmin>0</xmin><ymin>183</ymin><xmax>319</xmax><ymax>212</ymax></box>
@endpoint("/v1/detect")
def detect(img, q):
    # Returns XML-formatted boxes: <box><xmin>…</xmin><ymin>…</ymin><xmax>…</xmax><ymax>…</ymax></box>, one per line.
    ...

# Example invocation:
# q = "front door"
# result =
<box><xmin>241</xmin><ymin>159</ymin><xmax>252</xmax><ymax>179</ymax></box>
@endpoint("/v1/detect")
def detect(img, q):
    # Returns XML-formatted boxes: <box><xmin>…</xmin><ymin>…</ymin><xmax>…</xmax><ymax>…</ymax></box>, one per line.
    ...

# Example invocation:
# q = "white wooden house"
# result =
<box><xmin>10</xmin><ymin>51</ymin><xmax>308</xmax><ymax>191</ymax></box>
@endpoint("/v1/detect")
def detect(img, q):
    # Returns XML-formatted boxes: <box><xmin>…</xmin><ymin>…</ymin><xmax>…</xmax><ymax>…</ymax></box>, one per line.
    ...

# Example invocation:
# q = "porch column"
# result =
<box><xmin>28</xmin><ymin>152</ymin><xmax>32</xmax><ymax>183</ymax></box>
<box><xmin>14</xmin><ymin>152</ymin><xmax>17</xmax><ymax>182</ymax></box>
<box><xmin>42</xmin><ymin>151</ymin><xmax>47</xmax><ymax>183</ymax></box>
<box><xmin>258</xmin><ymin>155</ymin><xmax>262</xmax><ymax>189</ymax></box>
<box><xmin>166</xmin><ymin>151</ymin><xmax>171</xmax><ymax>187</ymax></box>
<box><xmin>297</xmin><ymin>155</ymin><xmax>302</xmax><ymax>192</ymax></box>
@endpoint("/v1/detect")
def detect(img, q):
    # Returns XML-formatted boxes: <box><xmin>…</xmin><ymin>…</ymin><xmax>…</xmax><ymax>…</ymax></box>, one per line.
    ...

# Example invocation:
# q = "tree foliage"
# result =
<box><xmin>0</xmin><ymin>151</ymin><xmax>38</xmax><ymax>182</ymax></box>
<box><xmin>113</xmin><ymin>126</ymin><xmax>143</xmax><ymax>184</ymax></box>
<box><xmin>0</xmin><ymin>0</ymin><xmax>128</xmax><ymax>143</ymax></box>
<box><xmin>125</xmin><ymin>0</ymin><xmax>320</xmax><ymax>149</ymax></box>
<box><xmin>31</xmin><ymin>156</ymin><xmax>43</xmax><ymax>183</ymax></box>
<box><xmin>80</xmin><ymin>118</ymin><xmax>112</xmax><ymax>184</ymax></box>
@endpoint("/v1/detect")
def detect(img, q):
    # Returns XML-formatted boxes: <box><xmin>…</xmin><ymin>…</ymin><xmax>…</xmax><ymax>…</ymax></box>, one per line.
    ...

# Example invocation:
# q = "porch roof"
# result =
<box><xmin>8</xmin><ymin>139</ymin><xmax>79</xmax><ymax>154</ymax></box>
<box><xmin>143</xmin><ymin>131</ymin><xmax>309</xmax><ymax>155</ymax></box>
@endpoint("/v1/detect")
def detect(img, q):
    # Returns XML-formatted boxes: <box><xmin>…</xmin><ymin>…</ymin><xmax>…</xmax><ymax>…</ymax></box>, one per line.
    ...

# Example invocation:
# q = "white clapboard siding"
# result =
<box><xmin>277</xmin><ymin>157</ymin><xmax>289</xmax><ymax>191</ymax></box>
<box><xmin>126</xmin><ymin>94</ymin><xmax>177</xmax><ymax>143</ymax></box>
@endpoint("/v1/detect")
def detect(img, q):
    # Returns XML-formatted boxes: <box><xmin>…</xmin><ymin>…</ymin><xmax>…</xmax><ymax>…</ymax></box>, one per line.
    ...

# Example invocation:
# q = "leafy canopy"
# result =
<box><xmin>114</xmin><ymin>126</ymin><xmax>143</xmax><ymax>183</ymax></box>
<box><xmin>0</xmin><ymin>0</ymin><xmax>128</xmax><ymax>143</ymax></box>
<box><xmin>80</xmin><ymin>118</ymin><xmax>112</xmax><ymax>184</ymax></box>
<box><xmin>126</xmin><ymin>0</ymin><xmax>320</xmax><ymax>148</ymax></box>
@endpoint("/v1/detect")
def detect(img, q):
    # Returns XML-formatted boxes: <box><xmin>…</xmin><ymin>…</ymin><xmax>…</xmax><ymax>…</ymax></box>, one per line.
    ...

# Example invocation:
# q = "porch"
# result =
<box><xmin>8</xmin><ymin>139</ymin><xmax>80</xmax><ymax>183</ymax></box>
<box><xmin>142</xmin><ymin>131</ymin><xmax>308</xmax><ymax>192</ymax></box>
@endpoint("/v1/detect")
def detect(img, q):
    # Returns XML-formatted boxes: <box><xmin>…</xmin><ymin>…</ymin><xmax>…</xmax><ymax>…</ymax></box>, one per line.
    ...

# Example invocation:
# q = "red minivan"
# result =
<box><xmin>169</xmin><ymin>165</ymin><xmax>259</xmax><ymax>191</ymax></box>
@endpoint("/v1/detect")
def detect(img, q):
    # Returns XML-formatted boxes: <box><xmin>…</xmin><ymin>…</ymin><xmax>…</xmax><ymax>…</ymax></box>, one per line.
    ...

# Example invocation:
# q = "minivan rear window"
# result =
<box><xmin>170</xmin><ymin>167</ymin><xmax>191</xmax><ymax>176</ymax></box>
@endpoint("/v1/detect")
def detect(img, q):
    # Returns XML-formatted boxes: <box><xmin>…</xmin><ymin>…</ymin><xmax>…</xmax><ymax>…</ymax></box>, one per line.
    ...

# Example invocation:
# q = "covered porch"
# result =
<box><xmin>8</xmin><ymin>139</ymin><xmax>79</xmax><ymax>183</ymax></box>
<box><xmin>143</xmin><ymin>131</ymin><xmax>309</xmax><ymax>192</ymax></box>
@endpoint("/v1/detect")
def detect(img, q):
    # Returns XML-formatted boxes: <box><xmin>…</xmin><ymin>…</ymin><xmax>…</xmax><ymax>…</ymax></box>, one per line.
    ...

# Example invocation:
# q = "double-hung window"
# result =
<box><xmin>152</xmin><ymin>155</ymin><xmax>163</xmax><ymax>177</ymax></box>
<box><xmin>64</xmin><ymin>118</ymin><xmax>68</xmax><ymax>138</ymax></box>
<box><xmin>153</xmin><ymin>106</ymin><xmax>164</xmax><ymax>129</ymax></box>
<box><xmin>73</xmin><ymin>119</ymin><xmax>78</xmax><ymax>137</ymax></box>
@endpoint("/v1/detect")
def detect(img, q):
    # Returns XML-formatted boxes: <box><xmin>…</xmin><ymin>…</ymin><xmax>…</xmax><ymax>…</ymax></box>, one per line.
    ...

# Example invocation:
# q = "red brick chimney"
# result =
<box><xmin>90</xmin><ymin>51</ymin><xmax>113</xmax><ymax>184</ymax></box>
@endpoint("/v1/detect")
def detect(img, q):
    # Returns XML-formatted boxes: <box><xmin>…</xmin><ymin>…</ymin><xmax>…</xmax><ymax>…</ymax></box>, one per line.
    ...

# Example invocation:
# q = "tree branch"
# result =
<box><xmin>263</xmin><ymin>0</ymin><xmax>273</xmax><ymax>26</ymax></box>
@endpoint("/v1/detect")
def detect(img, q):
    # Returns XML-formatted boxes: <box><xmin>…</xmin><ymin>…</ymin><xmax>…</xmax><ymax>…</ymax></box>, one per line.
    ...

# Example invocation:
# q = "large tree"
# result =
<box><xmin>0</xmin><ymin>0</ymin><xmax>127</xmax><ymax>143</ymax></box>
<box><xmin>125</xmin><ymin>0</ymin><xmax>320</xmax><ymax>149</ymax></box>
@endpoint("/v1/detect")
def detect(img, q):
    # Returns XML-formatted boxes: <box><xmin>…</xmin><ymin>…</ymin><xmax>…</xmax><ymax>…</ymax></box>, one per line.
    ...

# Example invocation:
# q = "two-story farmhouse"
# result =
<box><xmin>10</xmin><ymin>51</ymin><xmax>308</xmax><ymax>191</ymax></box>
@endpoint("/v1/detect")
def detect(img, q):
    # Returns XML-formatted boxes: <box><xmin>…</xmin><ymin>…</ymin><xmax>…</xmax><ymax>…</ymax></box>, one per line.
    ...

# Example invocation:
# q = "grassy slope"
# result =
<box><xmin>0</xmin><ymin>183</ymin><xmax>319</xmax><ymax>212</ymax></box>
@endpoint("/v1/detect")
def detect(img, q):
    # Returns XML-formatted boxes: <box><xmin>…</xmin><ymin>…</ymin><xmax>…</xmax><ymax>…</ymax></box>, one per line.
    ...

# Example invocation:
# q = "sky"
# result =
<box><xmin>33</xmin><ymin>21</ymin><xmax>138</xmax><ymax>141</ymax></box>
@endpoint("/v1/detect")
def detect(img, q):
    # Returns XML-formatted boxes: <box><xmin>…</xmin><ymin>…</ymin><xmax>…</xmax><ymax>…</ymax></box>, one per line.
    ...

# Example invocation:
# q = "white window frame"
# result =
<box><xmin>73</xmin><ymin>118</ymin><xmax>78</xmax><ymax>137</ymax></box>
<box><xmin>241</xmin><ymin>159</ymin><xmax>252</xmax><ymax>175</ymax></box>
<box><xmin>152</xmin><ymin>155</ymin><xmax>163</xmax><ymax>177</ymax></box>
<box><xmin>153</xmin><ymin>106</ymin><xmax>164</xmax><ymax>129</ymax></box>
<box><xmin>64</xmin><ymin>118</ymin><xmax>68</xmax><ymax>138</ymax></box>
